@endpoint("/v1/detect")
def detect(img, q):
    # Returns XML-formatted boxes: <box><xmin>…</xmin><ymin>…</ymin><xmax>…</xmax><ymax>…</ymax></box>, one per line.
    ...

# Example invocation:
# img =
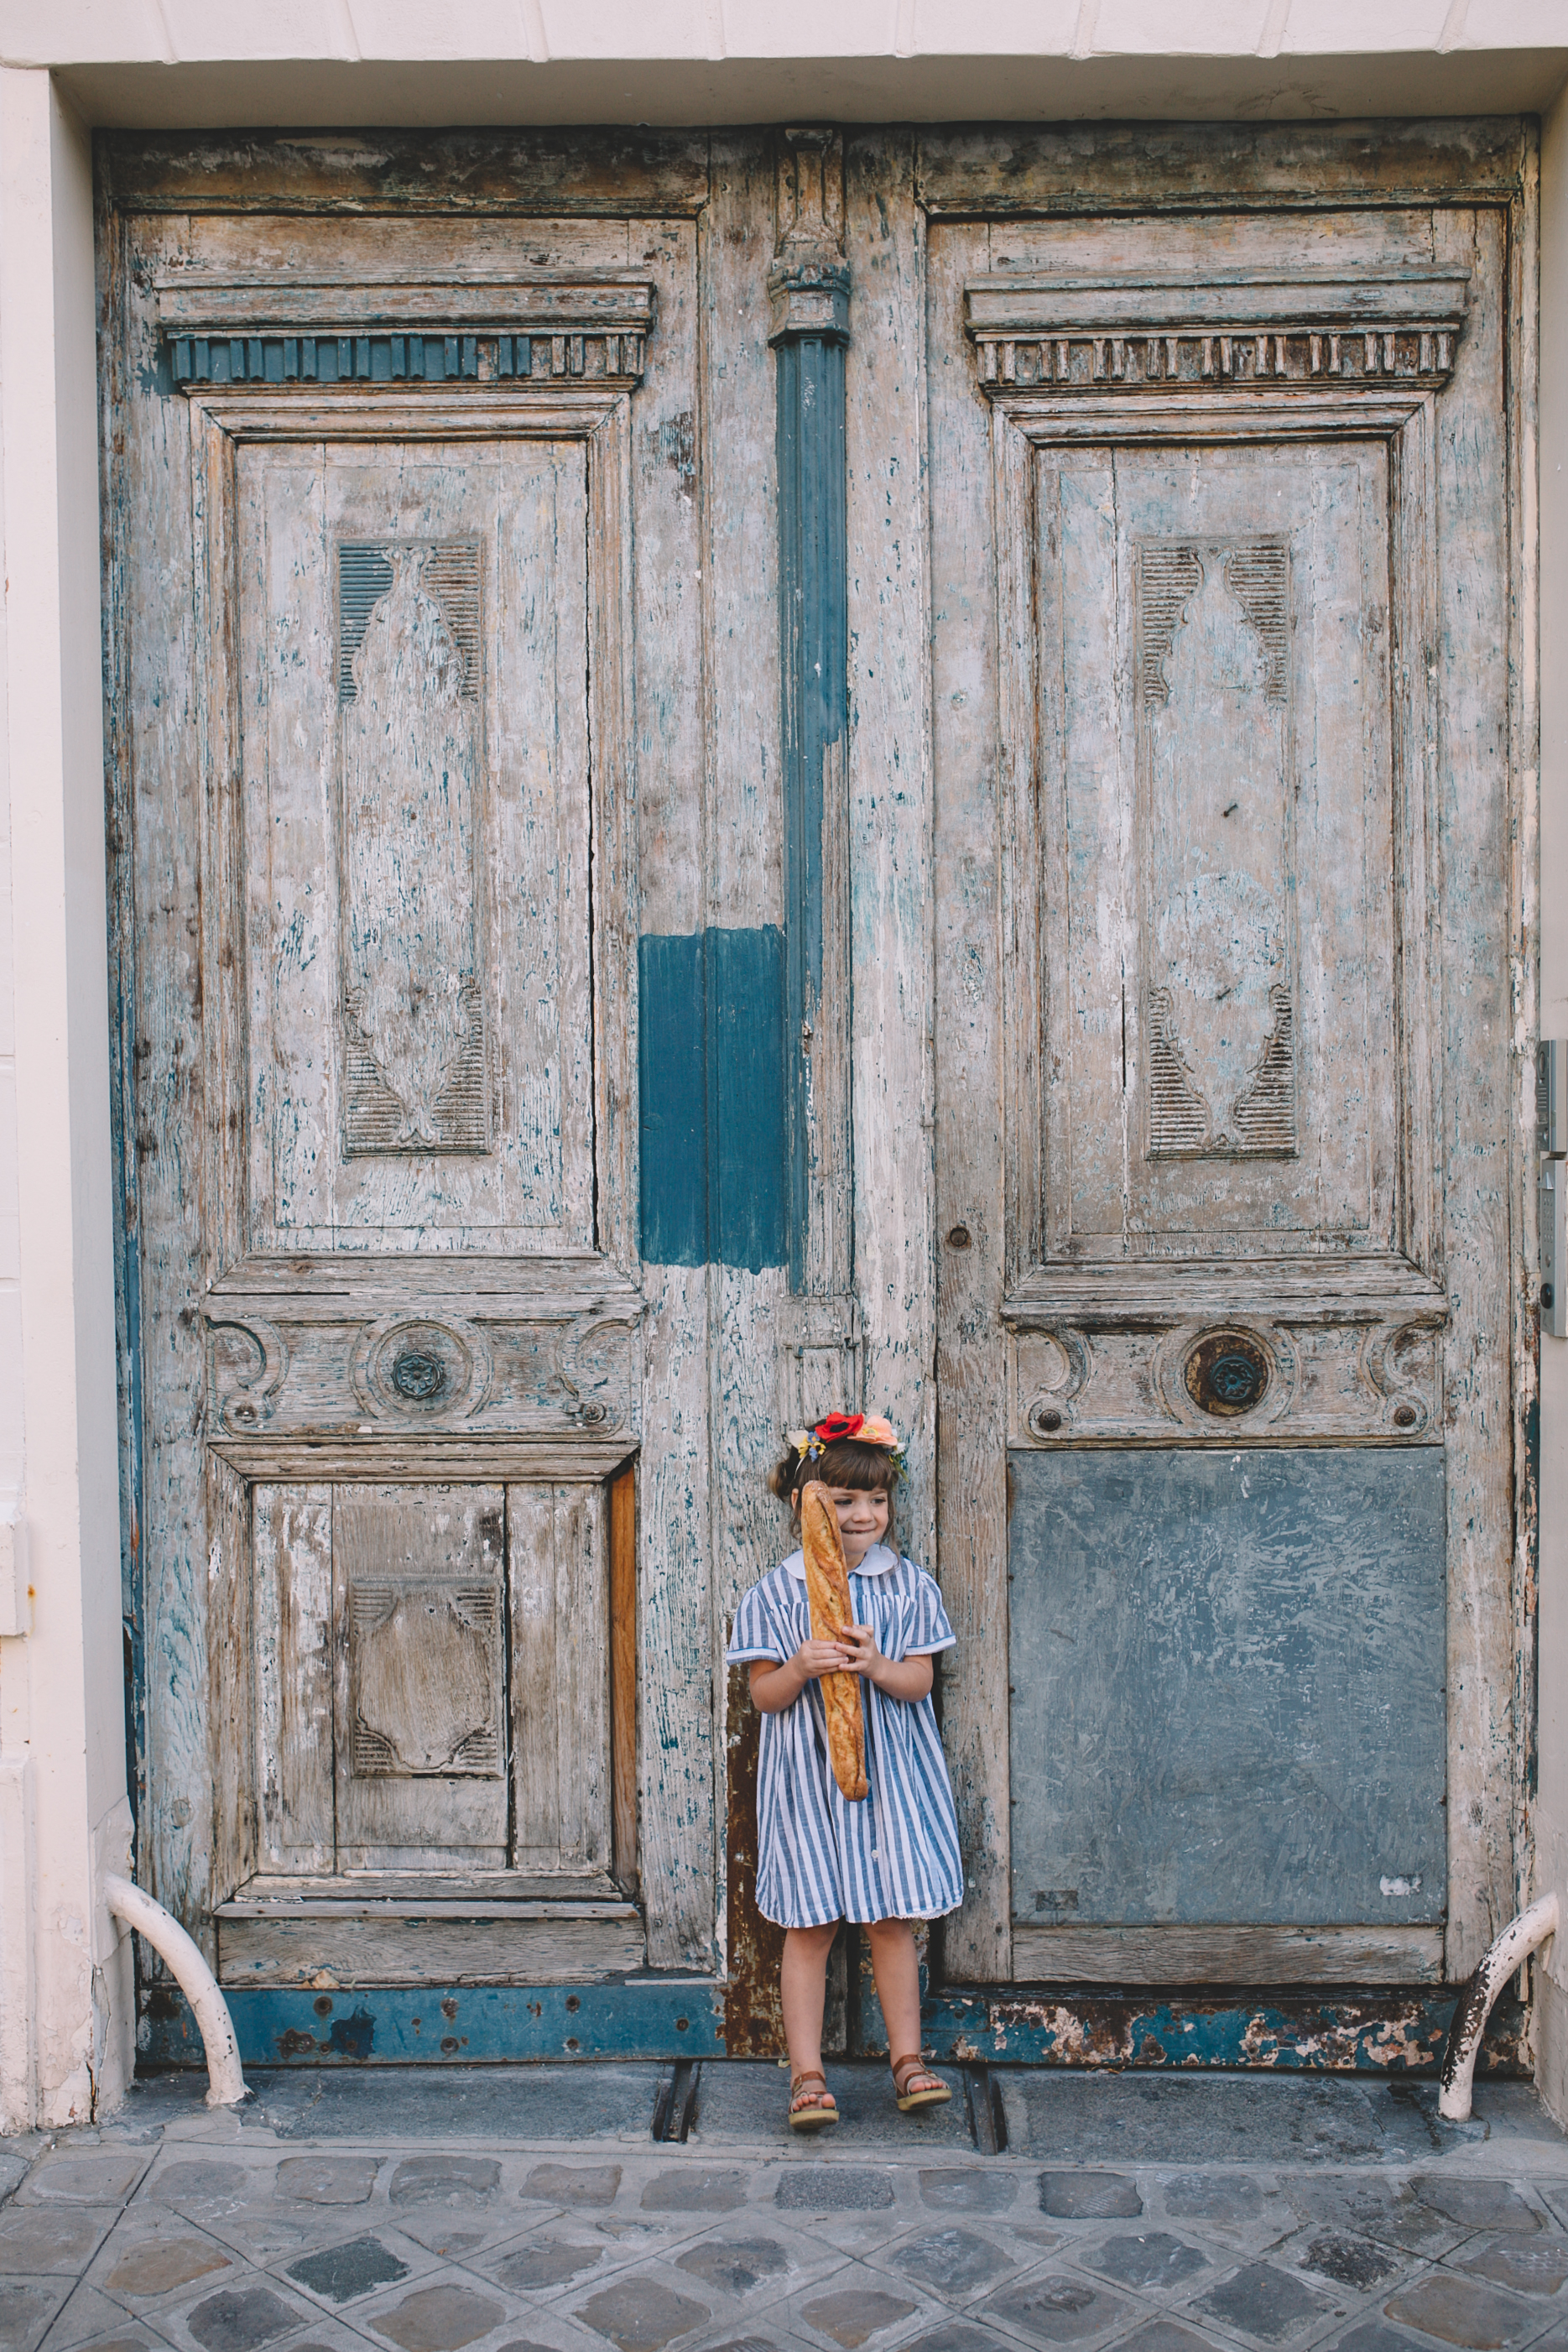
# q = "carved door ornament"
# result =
<box><xmin>159</xmin><ymin>273</ymin><xmax>656</xmax><ymax>388</ymax></box>
<box><xmin>964</xmin><ymin>265</ymin><xmax>1467</xmax><ymax>1451</ymax></box>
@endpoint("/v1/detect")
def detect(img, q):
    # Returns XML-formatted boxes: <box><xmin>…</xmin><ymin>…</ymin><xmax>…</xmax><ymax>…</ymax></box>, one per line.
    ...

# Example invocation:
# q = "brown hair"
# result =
<box><xmin>767</xmin><ymin>1437</ymin><xmax>900</xmax><ymax>1546</ymax></box>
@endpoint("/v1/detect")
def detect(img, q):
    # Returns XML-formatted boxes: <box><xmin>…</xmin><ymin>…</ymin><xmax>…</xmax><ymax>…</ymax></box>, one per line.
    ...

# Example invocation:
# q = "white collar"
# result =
<box><xmin>782</xmin><ymin>1542</ymin><xmax>898</xmax><ymax>1582</ymax></box>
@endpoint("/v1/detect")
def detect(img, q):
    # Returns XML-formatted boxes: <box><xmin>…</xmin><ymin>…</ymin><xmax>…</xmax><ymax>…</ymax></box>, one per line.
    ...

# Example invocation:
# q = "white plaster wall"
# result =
<box><xmin>1537</xmin><ymin>73</ymin><xmax>1568</xmax><ymax>2131</ymax></box>
<box><xmin>0</xmin><ymin>3</ymin><xmax>1562</xmax><ymax>125</ymax></box>
<box><xmin>2</xmin><ymin>0</ymin><xmax>1561</xmax><ymax>60</ymax></box>
<box><xmin>0</xmin><ymin>68</ymin><xmax>132</xmax><ymax>2134</ymax></box>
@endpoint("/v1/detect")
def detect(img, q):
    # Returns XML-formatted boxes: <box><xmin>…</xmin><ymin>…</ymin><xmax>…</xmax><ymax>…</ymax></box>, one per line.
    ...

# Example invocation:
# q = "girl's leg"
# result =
<box><xmin>781</xmin><ymin>1921</ymin><xmax>841</xmax><ymax>2114</ymax></box>
<box><xmin>864</xmin><ymin>1918</ymin><xmax>945</xmax><ymax>2100</ymax></box>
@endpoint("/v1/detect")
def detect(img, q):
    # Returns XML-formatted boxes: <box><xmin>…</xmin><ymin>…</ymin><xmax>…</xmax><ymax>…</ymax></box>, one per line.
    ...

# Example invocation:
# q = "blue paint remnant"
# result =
<box><xmin>776</xmin><ymin>321</ymin><xmax>848</xmax><ymax>1291</ymax></box>
<box><xmin>326</xmin><ymin>2007</ymin><xmax>376</xmax><ymax>2060</ymax></box>
<box><xmin>638</xmin><ymin>928</ymin><xmax>786</xmax><ymax>1271</ymax></box>
<box><xmin>137</xmin><ymin>1979</ymin><xmax>1526</xmax><ymax>2076</ymax></box>
<box><xmin>920</xmin><ymin>1989</ymin><xmax>1528</xmax><ymax>2076</ymax></box>
<box><xmin>140</xmin><ymin>1980</ymin><xmax>727</xmax><ymax>2069</ymax></box>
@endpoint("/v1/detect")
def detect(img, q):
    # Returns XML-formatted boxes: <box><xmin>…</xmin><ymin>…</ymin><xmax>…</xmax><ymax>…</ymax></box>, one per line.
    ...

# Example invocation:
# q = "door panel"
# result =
<box><xmin>1008</xmin><ymin>1446</ymin><xmax>1447</xmax><ymax>1982</ymax></box>
<box><xmin>242</xmin><ymin>439</ymin><xmax>592</xmax><ymax>1249</ymax></box>
<box><xmin>1041</xmin><ymin>442</ymin><xmax>1394</xmax><ymax>1254</ymax></box>
<box><xmin>334</xmin><ymin>1485</ymin><xmax>508</xmax><ymax>1867</ymax></box>
<box><xmin>932</xmin><ymin>204</ymin><xmax>1513</xmax><ymax>1986</ymax></box>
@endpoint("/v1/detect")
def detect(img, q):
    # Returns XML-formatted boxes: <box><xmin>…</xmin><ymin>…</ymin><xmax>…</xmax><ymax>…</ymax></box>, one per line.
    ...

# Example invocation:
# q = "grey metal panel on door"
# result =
<box><xmin>1007</xmin><ymin>1445</ymin><xmax>1446</xmax><ymax>1936</ymax></box>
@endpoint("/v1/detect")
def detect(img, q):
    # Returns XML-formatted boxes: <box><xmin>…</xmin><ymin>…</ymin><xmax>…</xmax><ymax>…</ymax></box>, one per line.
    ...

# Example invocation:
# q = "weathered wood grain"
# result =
<box><xmin>182</xmin><ymin>213</ymin><xmax>639</xmax><ymax>277</ymax></box>
<box><xmin>207</xmin><ymin>1455</ymin><xmax>256</xmax><ymax>1920</ymax></box>
<box><xmin>253</xmin><ymin>1484</ymin><xmax>334</xmax><ymax>1875</ymax></box>
<box><xmin>508</xmin><ymin>1481</ymin><xmax>610</xmax><ymax>1876</ymax></box>
<box><xmin>610</xmin><ymin>1463</ymin><xmax>638</xmax><ymax>1892</ymax></box>
<box><xmin>981</xmin><ymin>210</ymin><xmax>1444</xmax><ymax>279</ymax></box>
<box><xmin>1012</xmin><ymin>1925</ymin><xmax>1446</xmax><ymax>1986</ymax></box>
<box><xmin>102</xmin><ymin>130</ymin><xmax>710</xmax><ymax>218</ymax></box>
<box><xmin>109</xmin><ymin>184</ymin><xmax>692</xmax><ymax>1992</ymax></box>
<box><xmin>1431</xmin><ymin>205</ymin><xmax>1520</xmax><ymax>1980</ymax></box>
<box><xmin>915</xmin><ymin>119</ymin><xmax>1529</xmax><ymax>217</ymax></box>
<box><xmin>844</xmin><ymin>130</ymin><xmax>939</xmax><ymax>1566</ymax></box>
<box><xmin>217</xmin><ymin>1911</ymin><xmax>644</xmax><ymax>1988</ymax></box>
<box><xmin>99</xmin><ymin>186</ymin><xmax>150</xmax><ymax>1878</ymax></box>
<box><xmin>702</xmin><ymin>138</ymin><xmax>790</xmax><ymax>2013</ymax></box>
<box><xmin>928</xmin><ymin>217</ymin><xmax>1013</xmax><ymax>1985</ymax></box>
<box><xmin>630</xmin><ymin>207</ymin><xmax>715</xmax><ymax>1972</ymax></box>
<box><xmin>107</xmin><ymin>127</ymin><xmax>1534</xmax><ymax>2031</ymax></box>
<box><xmin>122</xmin><ymin>212</ymin><xmax>220</xmax><ymax>1948</ymax></box>
<box><xmin>223</xmin><ymin>409</ymin><xmax>596</xmax><ymax>1249</ymax></box>
<box><xmin>1506</xmin><ymin>138</ymin><xmax>1543</xmax><ymax>1944</ymax></box>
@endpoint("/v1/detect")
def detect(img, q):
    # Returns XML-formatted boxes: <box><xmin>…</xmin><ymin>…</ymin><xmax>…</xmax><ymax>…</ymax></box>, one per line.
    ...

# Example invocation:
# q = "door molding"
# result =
<box><xmin>972</xmin><ymin>327</ymin><xmax>1456</xmax><ymax>1451</ymax></box>
<box><xmin>158</xmin><ymin>270</ymin><xmax>657</xmax><ymax>388</ymax></box>
<box><xmin>179</xmin><ymin>383</ymin><xmax>642</xmax><ymax>1287</ymax></box>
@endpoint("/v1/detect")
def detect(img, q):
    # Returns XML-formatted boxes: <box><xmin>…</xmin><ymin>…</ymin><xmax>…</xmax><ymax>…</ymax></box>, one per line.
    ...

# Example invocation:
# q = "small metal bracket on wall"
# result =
<box><xmin>1539</xmin><ymin>1042</ymin><xmax>1566</xmax><ymax>1338</ymax></box>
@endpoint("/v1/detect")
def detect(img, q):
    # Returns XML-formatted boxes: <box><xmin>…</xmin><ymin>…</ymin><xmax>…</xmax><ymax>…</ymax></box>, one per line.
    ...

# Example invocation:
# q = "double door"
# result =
<box><xmin>104</xmin><ymin>123</ymin><xmax>1531</xmax><ymax>2026</ymax></box>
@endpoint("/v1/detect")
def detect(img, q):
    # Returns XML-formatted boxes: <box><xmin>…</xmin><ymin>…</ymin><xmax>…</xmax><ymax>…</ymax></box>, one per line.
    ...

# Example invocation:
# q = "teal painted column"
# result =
<box><xmin>769</xmin><ymin>130</ymin><xmax>860</xmax><ymax>1415</ymax></box>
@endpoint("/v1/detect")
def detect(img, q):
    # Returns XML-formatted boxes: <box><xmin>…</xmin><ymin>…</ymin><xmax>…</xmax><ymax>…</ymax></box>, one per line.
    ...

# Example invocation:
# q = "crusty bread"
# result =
<box><xmin>800</xmin><ymin>1482</ymin><xmax>869</xmax><ymax>1802</ymax></box>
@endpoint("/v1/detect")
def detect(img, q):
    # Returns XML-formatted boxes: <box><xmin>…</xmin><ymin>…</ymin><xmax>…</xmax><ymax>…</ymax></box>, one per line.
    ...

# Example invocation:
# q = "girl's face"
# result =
<box><xmin>795</xmin><ymin>1484</ymin><xmax>890</xmax><ymax>1568</ymax></box>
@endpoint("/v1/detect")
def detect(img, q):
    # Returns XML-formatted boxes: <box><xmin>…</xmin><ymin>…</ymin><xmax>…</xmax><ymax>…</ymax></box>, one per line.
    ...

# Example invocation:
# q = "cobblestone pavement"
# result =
<box><xmin>3</xmin><ymin>2070</ymin><xmax>1565</xmax><ymax>2352</ymax></box>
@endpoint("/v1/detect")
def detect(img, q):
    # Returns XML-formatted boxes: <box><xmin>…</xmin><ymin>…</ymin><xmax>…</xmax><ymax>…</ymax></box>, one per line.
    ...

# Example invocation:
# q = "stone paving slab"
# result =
<box><xmin>694</xmin><ymin>2070</ymin><xmax>971</xmax><ymax>2153</ymax></box>
<box><xmin>1000</xmin><ymin>2083</ymin><xmax>1478</xmax><ymax>2172</ymax></box>
<box><xmin>5</xmin><ymin>2073</ymin><xmax>1568</xmax><ymax>2352</ymax></box>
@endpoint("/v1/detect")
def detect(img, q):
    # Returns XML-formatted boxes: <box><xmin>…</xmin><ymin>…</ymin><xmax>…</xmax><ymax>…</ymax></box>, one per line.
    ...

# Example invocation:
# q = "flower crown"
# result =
<box><xmin>786</xmin><ymin>1412</ymin><xmax>905</xmax><ymax>1477</ymax></box>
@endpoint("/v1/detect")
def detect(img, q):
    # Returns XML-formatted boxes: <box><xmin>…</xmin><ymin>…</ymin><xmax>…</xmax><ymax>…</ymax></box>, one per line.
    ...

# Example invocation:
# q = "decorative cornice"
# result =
<box><xmin>769</xmin><ymin>127</ymin><xmax>849</xmax><ymax>346</ymax></box>
<box><xmin>964</xmin><ymin>270</ymin><xmax>1468</xmax><ymax>394</ymax></box>
<box><xmin>157</xmin><ymin>272</ymin><xmax>657</xmax><ymax>388</ymax></box>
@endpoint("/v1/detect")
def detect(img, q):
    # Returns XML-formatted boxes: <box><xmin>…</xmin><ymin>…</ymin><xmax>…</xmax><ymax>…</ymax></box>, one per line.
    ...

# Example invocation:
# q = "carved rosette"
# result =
<box><xmin>353</xmin><ymin>1317</ymin><xmax>491</xmax><ymax>1421</ymax></box>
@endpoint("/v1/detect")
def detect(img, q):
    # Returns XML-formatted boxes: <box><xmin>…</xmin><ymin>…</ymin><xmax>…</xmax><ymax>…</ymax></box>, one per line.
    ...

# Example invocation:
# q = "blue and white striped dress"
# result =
<box><xmin>726</xmin><ymin>1545</ymin><xmax>965</xmax><ymax>1929</ymax></box>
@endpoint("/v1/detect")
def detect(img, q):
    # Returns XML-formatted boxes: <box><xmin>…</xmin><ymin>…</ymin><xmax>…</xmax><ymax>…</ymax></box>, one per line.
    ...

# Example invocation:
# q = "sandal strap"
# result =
<box><xmin>791</xmin><ymin>2069</ymin><xmax>828</xmax><ymax>2093</ymax></box>
<box><xmin>890</xmin><ymin>2052</ymin><xmax>931</xmax><ymax>2083</ymax></box>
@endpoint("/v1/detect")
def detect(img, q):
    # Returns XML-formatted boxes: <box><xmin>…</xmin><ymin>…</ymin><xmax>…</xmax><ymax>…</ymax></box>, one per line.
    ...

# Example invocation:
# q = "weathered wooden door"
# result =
<box><xmin>930</xmin><ymin>154</ymin><xmax>1530</xmax><ymax>1995</ymax></box>
<box><xmin>107</xmin><ymin>190</ymin><xmax>695</xmax><ymax>1993</ymax></box>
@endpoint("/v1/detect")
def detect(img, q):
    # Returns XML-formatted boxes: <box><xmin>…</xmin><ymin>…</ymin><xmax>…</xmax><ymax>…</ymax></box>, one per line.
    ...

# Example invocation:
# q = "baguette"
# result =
<box><xmin>800</xmin><ymin>1481</ymin><xmax>869</xmax><ymax>1802</ymax></box>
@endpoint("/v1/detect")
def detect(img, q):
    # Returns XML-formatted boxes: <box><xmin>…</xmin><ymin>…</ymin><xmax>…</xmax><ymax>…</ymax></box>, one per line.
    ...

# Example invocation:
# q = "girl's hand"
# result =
<box><xmin>749</xmin><ymin>1640</ymin><xmax>852</xmax><ymax>1714</ymax></box>
<box><xmin>794</xmin><ymin>1636</ymin><xmax>853</xmax><ymax>1680</ymax></box>
<box><xmin>840</xmin><ymin>1624</ymin><xmax>885</xmax><ymax>1681</ymax></box>
<box><xmin>840</xmin><ymin>1624</ymin><xmax>935</xmax><ymax>1703</ymax></box>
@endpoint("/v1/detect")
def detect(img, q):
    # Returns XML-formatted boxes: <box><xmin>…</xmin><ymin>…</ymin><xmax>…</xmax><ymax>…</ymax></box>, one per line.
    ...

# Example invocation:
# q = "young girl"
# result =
<box><xmin>726</xmin><ymin>1411</ymin><xmax>965</xmax><ymax>2130</ymax></box>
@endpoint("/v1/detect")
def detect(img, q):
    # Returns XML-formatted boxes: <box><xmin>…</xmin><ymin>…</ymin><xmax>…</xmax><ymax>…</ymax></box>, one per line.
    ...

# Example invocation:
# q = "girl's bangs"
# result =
<box><xmin>807</xmin><ymin>1437</ymin><xmax>899</xmax><ymax>1490</ymax></box>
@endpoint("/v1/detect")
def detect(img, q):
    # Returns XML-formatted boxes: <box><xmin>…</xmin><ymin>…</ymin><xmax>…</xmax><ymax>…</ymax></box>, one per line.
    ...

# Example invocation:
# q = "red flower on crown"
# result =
<box><xmin>813</xmin><ymin>1413</ymin><xmax>865</xmax><ymax>1443</ymax></box>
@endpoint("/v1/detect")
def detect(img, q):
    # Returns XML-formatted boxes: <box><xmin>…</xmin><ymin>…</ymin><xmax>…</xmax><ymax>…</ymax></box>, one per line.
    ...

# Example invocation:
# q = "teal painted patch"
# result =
<box><xmin>638</xmin><ymin>927</ymin><xmax>786</xmax><ymax>1272</ymax></box>
<box><xmin>638</xmin><ymin>934</ymin><xmax>706</xmax><ymax>1266</ymax></box>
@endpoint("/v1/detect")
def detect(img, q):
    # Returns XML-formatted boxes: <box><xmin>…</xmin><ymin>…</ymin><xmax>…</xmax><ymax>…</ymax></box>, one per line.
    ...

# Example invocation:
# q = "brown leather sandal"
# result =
<box><xmin>788</xmin><ymin>2068</ymin><xmax>839</xmax><ymax>2131</ymax></box>
<box><xmin>892</xmin><ymin>2052</ymin><xmax>951</xmax><ymax>2112</ymax></box>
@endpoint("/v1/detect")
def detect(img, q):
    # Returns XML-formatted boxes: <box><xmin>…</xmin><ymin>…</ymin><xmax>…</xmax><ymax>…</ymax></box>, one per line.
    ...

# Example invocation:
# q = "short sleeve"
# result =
<box><xmin>725</xmin><ymin>1578</ymin><xmax>788</xmax><ymax>1665</ymax></box>
<box><xmin>902</xmin><ymin>1566</ymin><xmax>956</xmax><ymax>1656</ymax></box>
